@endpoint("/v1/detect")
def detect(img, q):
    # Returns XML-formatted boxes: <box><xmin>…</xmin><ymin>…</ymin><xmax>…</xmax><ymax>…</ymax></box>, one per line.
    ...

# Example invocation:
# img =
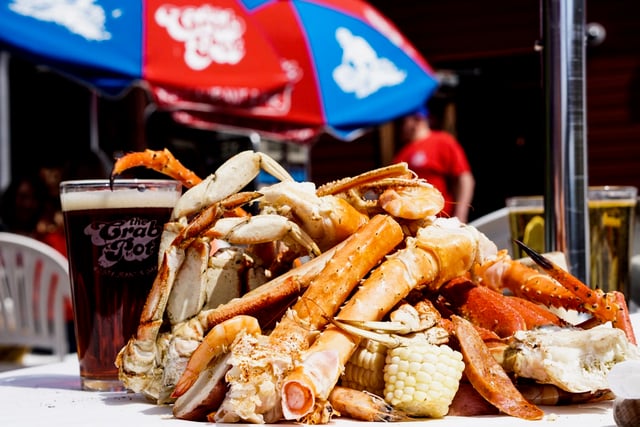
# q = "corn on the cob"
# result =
<box><xmin>342</xmin><ymin>338</ymin><xmax>387</xmax><ymax>396</ymax></box>
<box><xmin>383</xmin><ymin>343</ymin><xmax>465</xmax><ymax>418</ymax></box>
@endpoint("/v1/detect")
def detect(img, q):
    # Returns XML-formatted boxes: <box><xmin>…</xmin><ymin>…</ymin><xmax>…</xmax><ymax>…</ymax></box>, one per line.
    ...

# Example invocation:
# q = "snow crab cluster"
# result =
<box><xmin>112</xmin><ymin>148</ymin><xmax>639</xmax><ymax>424</ymax></box>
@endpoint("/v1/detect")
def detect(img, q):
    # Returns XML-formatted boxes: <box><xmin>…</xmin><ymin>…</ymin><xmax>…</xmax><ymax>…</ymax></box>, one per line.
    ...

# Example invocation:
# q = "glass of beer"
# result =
<box><xmin>506</xmin><ymin>195</ymin><xmax>544</xmax><ymax>259</ymax></box>
<box><xmin>59</xmin><ymin>179</ymin><xmax>181</xmax><ymax>391</ymax></box>
<box><xmin>588</xmin><ymin>186</ymin><xmax>637</xmax><ymax>298</ymax></box>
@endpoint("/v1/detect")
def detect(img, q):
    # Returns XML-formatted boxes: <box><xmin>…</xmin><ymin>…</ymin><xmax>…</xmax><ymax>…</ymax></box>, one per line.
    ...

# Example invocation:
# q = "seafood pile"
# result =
<box><xmin>112</xmin><ymin>148</ymin><xmax>640</xmax><ymax>424</ymax></box>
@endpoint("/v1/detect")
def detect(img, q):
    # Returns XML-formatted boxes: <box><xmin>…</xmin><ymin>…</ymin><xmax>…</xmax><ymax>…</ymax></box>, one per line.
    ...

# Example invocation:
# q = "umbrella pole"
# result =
<box><xmin>0</xmin><ymin>51</ymin><xmax>10</xmax><ymax>192</ymax></box>
<box><xmin>89</xmin><ymin>91</ymin><xmax>114</xmax><ymax>174</ymax></box>
<box><xmin>541</xmin><ymin>0</ymin><xmax>589</xmax><ymax>282</ymax></box>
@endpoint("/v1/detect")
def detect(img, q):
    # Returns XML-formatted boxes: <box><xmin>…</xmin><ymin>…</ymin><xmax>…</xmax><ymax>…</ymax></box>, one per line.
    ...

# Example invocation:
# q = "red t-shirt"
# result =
<box><xmin>393</xmin><ymin>130</ymin><xmax>471</xmax><ymax>217</ymax></box>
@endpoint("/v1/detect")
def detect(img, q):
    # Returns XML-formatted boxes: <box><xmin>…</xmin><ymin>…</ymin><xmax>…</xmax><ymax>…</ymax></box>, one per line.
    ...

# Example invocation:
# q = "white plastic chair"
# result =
<box><xmin>469</xmin><ymin>207</ymin><xmax>513</xmax><ymax>256</ymax></box>
<box><xmin>0</xmin><ymin>232</ymin><xmax>71</xmax><ymax>368</ymax></box>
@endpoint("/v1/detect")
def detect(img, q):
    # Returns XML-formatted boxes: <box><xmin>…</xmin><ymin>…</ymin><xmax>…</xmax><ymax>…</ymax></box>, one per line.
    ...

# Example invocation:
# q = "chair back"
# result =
<box><xmin>469</xmin><ymin>207</ymin><xmax>512</xmax><ymax>256</ymax></box>
<box><xmin>0</xmin><ymin>232</ymin><xmax>71</xmax><ymax>360</ymax></box>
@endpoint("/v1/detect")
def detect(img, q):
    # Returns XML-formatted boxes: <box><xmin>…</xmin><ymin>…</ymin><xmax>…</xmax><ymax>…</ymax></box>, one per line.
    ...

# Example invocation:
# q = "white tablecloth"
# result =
<box><xmin>1</xmin><ymin>313</ymin><xmax>638</xmax><ymax>427</ymax></box>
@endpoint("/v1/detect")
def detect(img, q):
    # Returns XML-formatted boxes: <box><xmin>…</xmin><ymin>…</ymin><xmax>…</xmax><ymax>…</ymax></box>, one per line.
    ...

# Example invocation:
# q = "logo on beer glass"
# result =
<box><xmin>84</xmin><ymin>218</ymin><xmax>162</xmax><ymax>269</ymax></box>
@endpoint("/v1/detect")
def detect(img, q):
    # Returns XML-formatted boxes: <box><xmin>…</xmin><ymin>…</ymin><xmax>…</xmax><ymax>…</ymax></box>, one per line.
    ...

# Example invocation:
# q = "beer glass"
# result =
<box><xmin>506</xmin><ymin>187</ymin><xmax>637</xmax><ymax>302</ymax></box>
<box><xmin>588</xmin><ymin>186</ymin><xmax>637</xmax><ymax>298</ymax></box>
<box><xmin>60</xmin><ymin>179</ymin><xmax>181</xmax><ymax>391</ymax></box>
<box><xmin>506</xmin><ymin>195</ymin><xmax>544</xmax><ymax>259</ymax></box>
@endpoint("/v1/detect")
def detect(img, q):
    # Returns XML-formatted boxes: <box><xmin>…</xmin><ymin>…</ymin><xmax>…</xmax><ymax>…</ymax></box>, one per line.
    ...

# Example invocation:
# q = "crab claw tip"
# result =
<box><xmin>514</xmin><ymin>240</ymin><xmax>554</xmax><ymax>270</ymax></box>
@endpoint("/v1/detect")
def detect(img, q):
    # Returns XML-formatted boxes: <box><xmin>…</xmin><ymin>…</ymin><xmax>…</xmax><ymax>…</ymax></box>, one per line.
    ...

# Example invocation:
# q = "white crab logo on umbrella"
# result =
<box><xmin>332</xmin><ymin>27</ymin><xmax>406</xmax><ymax>99</ymax></box>
<box><xmin>9</xmin><ymin>0</ymin><xmax>111</xmax><ymax>41</ymax></box>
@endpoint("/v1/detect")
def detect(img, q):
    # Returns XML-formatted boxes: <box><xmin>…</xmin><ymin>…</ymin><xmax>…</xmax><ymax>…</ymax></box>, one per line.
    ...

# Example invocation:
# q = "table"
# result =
<box><xmin>1</xmin><ymin>314</ymin><xmax>638</xmax><ymax>427</ymax></box>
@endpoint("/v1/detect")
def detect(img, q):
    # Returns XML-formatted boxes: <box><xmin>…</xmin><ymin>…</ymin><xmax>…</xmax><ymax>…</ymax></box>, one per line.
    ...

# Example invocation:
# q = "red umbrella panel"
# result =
<box><xmin>145</xmin><ymin>0</ymin><xmax>290</xmax><ymax>107</ymax></box>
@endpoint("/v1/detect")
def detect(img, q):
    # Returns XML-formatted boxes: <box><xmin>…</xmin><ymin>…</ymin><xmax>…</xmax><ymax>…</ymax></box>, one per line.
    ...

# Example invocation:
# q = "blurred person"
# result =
<box><xmin>0</xmin><ymin>174</ymin><xmax>45</xmax><ymax>234</ymax></box>
<box><xmin>62</xmin><ymin>148</ymin><xmax>111</xmax><ymax>182</ymax></box>
<box><xmin>38</xmin><ymin>163</ymin><xmax>66</xmax><ymax>254</ymax></box>
<box><xmin>393</xmin><ymin>106</ymin><xmax>475</xmax><ymax>222</ymax></box>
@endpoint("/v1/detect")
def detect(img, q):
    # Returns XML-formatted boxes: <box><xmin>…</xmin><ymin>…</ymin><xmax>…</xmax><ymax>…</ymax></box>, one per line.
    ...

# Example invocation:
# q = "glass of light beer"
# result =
<box><xmin>588</xmin><ymin>186</ymin><xmax>637</xmax><ymax>298</ymax></box>
<box><xmin>506</xmin><ymin>187</ymin><xmax>638</xmax><ymax>302</ymax></box>
<box><xmin>59</xmin><ymin>179</ymin><xmax>181</xmax><ymax>391</ymax></box>
<box><xmin>506</xmin><ymin>195</ymin><xmax>545</xmax><ymax>259</ymax></box>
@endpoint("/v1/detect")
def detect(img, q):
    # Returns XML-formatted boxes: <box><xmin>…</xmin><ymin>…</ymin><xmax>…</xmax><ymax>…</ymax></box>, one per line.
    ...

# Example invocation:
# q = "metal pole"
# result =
<box><xmin>0</xmin><ymin>51</ymin><xmax>10</xmax><ymax>192</ymax></box>
<box><xmin>541</xmin><ymin>0</ymin><xmax>589</xmax><ymax>281</ymax></box>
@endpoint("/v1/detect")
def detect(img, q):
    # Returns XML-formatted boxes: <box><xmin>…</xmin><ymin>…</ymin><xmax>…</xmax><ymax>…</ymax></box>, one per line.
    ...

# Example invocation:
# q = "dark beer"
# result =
<box><xmin>60</xmin><ymin>180</ymin><xmax>180</xmax><ymax>391</ymax></box>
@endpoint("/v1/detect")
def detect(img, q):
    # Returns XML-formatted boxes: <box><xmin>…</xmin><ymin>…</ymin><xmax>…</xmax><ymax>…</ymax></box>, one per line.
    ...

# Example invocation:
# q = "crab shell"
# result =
<box><xmin>502</xmin><ymin>324</ymin><xmax>640</xmax><ymax>393</ymax></box>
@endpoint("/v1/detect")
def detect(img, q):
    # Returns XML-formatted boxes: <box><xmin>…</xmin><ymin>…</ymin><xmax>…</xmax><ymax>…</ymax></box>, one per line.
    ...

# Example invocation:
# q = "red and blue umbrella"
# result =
<box><xmin>0</xmin><ymin>0</ymin><xmax>289</xmax><ymax>106</ymax></box>
<box><xmin>169</xmin><ymin>0</ymin><xmax>440</xmax><ymax>142</ymax></box>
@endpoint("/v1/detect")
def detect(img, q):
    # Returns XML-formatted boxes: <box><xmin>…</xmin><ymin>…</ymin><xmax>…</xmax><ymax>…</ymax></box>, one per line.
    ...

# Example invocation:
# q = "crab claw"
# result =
<box><xmin>515</xmin><ymin>240</ymin><xmax>636</xmax><ymax>344</ymax></box>
<box><xmin>110</xmin><ymin>148</ymin><xmax>201</xmax><ymax>188</ymax></box>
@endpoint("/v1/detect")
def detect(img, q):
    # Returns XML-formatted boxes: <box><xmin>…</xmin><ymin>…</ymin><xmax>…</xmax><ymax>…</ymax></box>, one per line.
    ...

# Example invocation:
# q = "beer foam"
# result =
<box><xmin>61</xmin><ymin>188</ymin><xmax>180</xmax><ymax>211</ymax></box>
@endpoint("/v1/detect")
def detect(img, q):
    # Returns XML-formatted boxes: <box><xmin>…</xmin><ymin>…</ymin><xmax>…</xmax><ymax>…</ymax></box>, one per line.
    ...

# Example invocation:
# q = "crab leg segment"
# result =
<box><xmin>116</xmin><ymin>244</ymin><xmax>185</xmax><ymax>386</ymax></box>
<box><xmin>315</xmin><ymin>163</ymin><xmax>413</xmax><ymax>196</ymax></box>
<box><xmin>111</xmin><ymin>148</ymin><xmax>202</xmax><ymax>188</ymax></box>
<box><xmin>437</xmin><ymin>277</ymin><xmax>565</xmax><ymax>338</ymax></box>
<box><xmin>204</xmin><ymin>215</ymin><xmax>321</xmax><ymax>257</ymax></box>
<box><xmin>516</xmin><ymin>240</ymin><xmax>636</xmax><ymax>344</ymax></box>
<box><xmin>172</xmin><ymin>315</ymin><xmax>261</xmax><ymax>398</ymax></box>
<box><xmin>452</xmin><ymin>315</ymin><xmax>545</xmax><ymax>420</ymax></box>
<box><xmin>473</xmin><ymin>250</ymin><xmax>584</xmax><ymax>309</ymax></box>
<box><xmin>171</xmin><ymin>192</ymin><xmax>261</xmax><ymax>247</ymax></box>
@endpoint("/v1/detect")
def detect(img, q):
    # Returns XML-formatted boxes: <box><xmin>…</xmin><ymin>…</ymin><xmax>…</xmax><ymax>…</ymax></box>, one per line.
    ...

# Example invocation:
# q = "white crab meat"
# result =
<box><xmin>502</xmin><ymin>324</ymin><xmax>640</xmax><ymax>393</ymax></box>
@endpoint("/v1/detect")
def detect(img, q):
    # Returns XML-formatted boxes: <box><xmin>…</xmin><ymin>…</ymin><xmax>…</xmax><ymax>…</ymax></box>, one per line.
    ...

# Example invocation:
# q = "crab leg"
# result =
<box><xmin>316</xmin><ymin>163</ymin><xmax>445</xmax><ymax>220</ymax></box>
<box><xmin>172</xmin><ymin>150</ymin><xmax>294</xmax><ymax>220</ymax></box>
<box><xmin>171</xmin><ymin>192</ymin><xmax>261</xmax><ymax>247</ymax></box>
<box><xmin>172</xmin><ymin>315</ymin><xmax>261</xmax><ymax>398</ymax></box>
<box><xmin>315</xmin><ymin>163</ymin><xmax>413</xmax><ymax>196</ymax></box>
<box><xmin>115</xmin><ymin>244</ymin><xmax>186</xmax><ymax>394</ymax></box>
<box><xmin>212</xmin><ymin>214</ymin><xmax>404</xmax><ymax>423</ymax></box>
<box><xmin>111</xmin><ymin>148</ymin><xmax>202</xmax><ymax>188</ymax></box>
<box><xmin>327</xmin><ymin>386</ymin><xmax>410</xmax><ymax>422</ymax></box>
<box><xmin>473</xmin><ymin>250</ymin><xmax>584</xmax><ymax>311</ymax></box>
<box><xmin>259</xmin><ymin>181</ymin><xmax>370</xmax><ymax>251</ymax></box>
<box><xmin>280</xmin><ymin>218</ymin><xmax>498</xmax><ymax>422</ymax></box>
<box><xmin>516</xmin><ymin>240</ymin><xmax>636</xmax><ymax>344</ymax></box>
<box><xmin>451</xmin><ymin>315</ymin><xmax>545</xmax><ymax>420</ymax></box>
<box><xmin>203</xmin><ymin>215</ymin><xmax>321</xmax><ymax>257</ymax></box>
<box><xmin>437</xmin><ymin>277</ymin><xmax>566</xmax><ymax>338</ymax></box>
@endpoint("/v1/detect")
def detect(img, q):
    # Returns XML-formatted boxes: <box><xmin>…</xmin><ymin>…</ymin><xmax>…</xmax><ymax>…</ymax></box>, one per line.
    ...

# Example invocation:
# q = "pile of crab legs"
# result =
<box><xmin>111</xmin><ymin>148</ymin><xmax>638</xmax><ymax>424</ymax></box>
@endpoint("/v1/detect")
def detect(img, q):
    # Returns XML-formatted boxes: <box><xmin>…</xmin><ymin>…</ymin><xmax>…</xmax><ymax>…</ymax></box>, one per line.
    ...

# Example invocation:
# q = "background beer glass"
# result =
<box><xmin>60</xmin><ymin>179</ymin><xmax>181</xmax><ymax>391</ymax></box>
<box><xmin>506</xmin><ymin>187</ymin><xmax>637</xmax><ymax>302</ymax></box>
<box><xmin>506</xmin><ymin>195</ymin><xmax>544</xmax><ymax>259</ymax></box>
<box><xmin>588</xmin><ymin>186</ymin><xmax>637</xmax><ymax>298</ymax></box>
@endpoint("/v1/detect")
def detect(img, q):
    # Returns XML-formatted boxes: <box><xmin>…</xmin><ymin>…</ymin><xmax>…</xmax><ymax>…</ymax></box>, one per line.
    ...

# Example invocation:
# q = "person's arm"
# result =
<box><xmin>452</xmin><ymin>171</ymin><xmax>475</xmax><ymax>223</ymax></box>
